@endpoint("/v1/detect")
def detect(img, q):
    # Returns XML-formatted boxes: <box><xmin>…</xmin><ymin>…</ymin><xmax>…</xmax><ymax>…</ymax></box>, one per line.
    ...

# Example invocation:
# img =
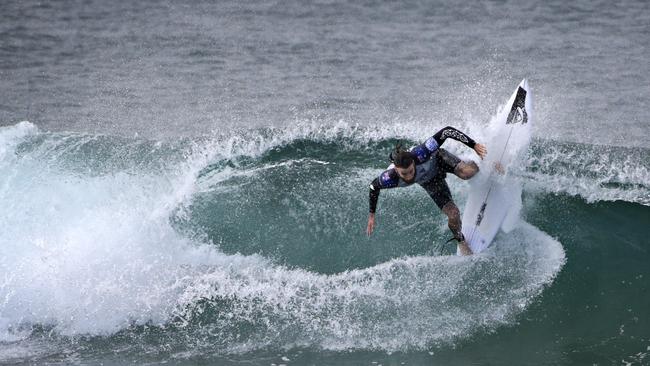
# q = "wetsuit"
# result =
<box><xmin>368</xmin><ymin>126</ymin><xmax>477</xmax><ymax>214</ymax></box>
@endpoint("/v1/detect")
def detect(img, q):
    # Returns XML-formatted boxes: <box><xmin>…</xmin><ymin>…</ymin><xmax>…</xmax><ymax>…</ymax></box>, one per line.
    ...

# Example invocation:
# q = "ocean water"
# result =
<box><xmin>1</xmin><ymin>0</ymin><xmax>649</xmax><ymax>365</ymax></box>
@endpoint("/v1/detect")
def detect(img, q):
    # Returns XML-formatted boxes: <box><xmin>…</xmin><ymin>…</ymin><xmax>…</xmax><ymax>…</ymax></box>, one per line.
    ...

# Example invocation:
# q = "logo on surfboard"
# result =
<box><xmin>506</xmin><ymin>87</ymin><xmax>528</xmax><ymax>125</ymax></box>
<box><xmin>475</xmin><ymin>202</ymin><xmax>487</xmax><ymax>226</ymax></box>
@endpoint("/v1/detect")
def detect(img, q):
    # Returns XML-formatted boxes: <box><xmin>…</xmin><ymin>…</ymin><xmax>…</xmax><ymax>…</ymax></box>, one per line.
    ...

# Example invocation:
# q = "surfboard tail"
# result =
<box><xmin>462</xmin><ymin>226</ymin><xmax>490</xmax><ymax>254</ymax></box>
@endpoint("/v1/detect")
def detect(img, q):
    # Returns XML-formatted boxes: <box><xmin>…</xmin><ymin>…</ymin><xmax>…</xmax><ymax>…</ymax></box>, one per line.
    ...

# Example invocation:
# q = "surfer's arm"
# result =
<box><xmin>368</xmin><ymin>180</ymin><xmax>380</xmax><ymax>236</ymax></box>
<box><xmin>367</xmin><ymin>170</ymin><xmax>399</xmax><ymax>236</ymax></box>
<box><xmin>368</xmin><ymin>178</ymin><xmax>382</xmax><ymax>214</ymax></box>
<box><xmin>368</xmin><ymin>169</ymin><xmax>399</xmax><ymax>213</ymax></box>
<box><xmin>425</xmin><ymin>126</ymin><xmax>486</xmax><ymax>159</ymax></box>
<box><xmin>425</xmin><ymin>126</ymin><xmax>477</xmax><ymax>151</ymax></box>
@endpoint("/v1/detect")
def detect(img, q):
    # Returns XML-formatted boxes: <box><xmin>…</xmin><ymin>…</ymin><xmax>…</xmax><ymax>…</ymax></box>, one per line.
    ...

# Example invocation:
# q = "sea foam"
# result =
<box><xmin>1</xmin><ymin>122</ymin><xmax>565</xmax><ymax>355</ymax></box>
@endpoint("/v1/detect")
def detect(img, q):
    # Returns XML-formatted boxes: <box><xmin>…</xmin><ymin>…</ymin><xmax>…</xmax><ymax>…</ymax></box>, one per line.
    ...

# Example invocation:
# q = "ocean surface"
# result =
<box><xmin>1</xmin><ymin>0</ymin><xmax>649</xmax><ymax>365</ymax></box>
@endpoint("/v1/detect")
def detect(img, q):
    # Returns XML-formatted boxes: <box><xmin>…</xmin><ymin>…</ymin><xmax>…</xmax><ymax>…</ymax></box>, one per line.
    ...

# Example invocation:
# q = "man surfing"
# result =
<box><xmin>366</xmin><ymin>126</ymin><xmax>487</xmax><ymax>255</ymax></box>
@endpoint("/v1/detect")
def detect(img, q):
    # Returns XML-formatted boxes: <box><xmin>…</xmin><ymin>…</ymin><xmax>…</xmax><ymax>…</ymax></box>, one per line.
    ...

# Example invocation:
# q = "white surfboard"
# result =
<box><xmin>460</xmin><ymin>79</ymin><xmax>533</xmax><ymax>254</ymax></box>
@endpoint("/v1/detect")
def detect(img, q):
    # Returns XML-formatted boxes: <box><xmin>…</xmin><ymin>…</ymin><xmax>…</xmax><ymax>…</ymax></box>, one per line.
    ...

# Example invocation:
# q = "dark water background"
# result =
<box><xmin>2</xmin><ymin>0</ymin><xmax>649</xmax><ymax>145</ymax></box>
<box><xmin>1</xmin><ymin>0</ymin><xmax>649</xmax><ymax>365</ymax></box>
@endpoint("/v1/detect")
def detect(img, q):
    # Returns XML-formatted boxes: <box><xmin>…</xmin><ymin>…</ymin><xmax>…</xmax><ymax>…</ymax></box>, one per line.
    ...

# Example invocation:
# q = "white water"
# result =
<box><xmin>7</xmin><ymin>112</ymin><xmax>649</xmax><ymax>358</ymax></box>
<box><xmin>0</xmin><ymin>121</ymin><xmax>570</xmax><ymax>356</ymax></box>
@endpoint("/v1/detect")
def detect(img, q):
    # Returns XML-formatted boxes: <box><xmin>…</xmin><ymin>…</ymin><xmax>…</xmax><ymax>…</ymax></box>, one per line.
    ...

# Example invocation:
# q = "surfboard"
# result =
<box><xmin>460</xmin><ymin>79</ymin><xmax>533</xmax><ymax>254</ymax></box>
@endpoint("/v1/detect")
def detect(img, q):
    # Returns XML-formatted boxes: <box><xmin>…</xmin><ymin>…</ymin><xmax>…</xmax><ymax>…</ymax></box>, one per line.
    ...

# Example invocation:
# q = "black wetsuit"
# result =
<box><xmin>368</xmin><ymin>126</ymin><xmax>477</xmax><ymax>213</ymax></box>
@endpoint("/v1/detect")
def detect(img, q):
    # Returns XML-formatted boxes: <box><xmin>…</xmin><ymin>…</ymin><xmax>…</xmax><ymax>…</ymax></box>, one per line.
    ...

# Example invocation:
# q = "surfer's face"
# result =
<box><xmin>395</xmin><ymin>162</ymin><xmax>415</xmax><ymax>182</ymax></box>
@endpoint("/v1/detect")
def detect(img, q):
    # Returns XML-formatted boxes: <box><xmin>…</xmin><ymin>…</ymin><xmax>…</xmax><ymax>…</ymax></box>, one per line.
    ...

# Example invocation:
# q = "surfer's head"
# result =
<box><xmin>390</xmin><ymin>144</ymin><xmax>415</xmax><ymax>181</ymax></box>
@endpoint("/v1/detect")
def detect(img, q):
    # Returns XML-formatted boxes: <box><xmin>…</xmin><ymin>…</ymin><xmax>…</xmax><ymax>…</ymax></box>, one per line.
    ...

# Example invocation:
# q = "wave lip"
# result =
<box><xmin>5</xmin><ymin>120</ymin><xmax>645</xmax><ymax>205</ymax></box>
<box><xmin>0</xmin><ymin>121</ymin><xmax>38</xmax><ymax>160</ymax></box>
<box><xmin>524</xmin><ymin>140</ymin><xmax>650</xmax><ymax>205</ymax></box>
<box><xmin>188</xmin><ymin>121</ymin><xmax>650</xmax><ymax>207</ymax></box>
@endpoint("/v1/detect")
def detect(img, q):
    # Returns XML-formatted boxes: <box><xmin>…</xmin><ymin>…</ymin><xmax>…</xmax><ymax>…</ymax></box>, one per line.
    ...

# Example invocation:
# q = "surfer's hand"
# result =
<box><xmin>366</xmin><ymin>213</ymin><xmax>375</xmax><ymax>236</ymax></box>
<box><xmin>474</xmin><ymin>143</ymin><xmax>487</xmax><ymax>160</ymax></box>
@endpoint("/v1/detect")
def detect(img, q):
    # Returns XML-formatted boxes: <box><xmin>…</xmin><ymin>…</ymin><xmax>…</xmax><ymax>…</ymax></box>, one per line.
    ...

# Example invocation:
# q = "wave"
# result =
<box><xmin>523</xmin><ymin>139</ymin><xmax>650</xmax><ymax>205</ymax></box>
<box><xmin>4</xmin><ymin>118</ymin><xmax>641</xmax><ymax>357</ymax></box>
<box><xmin>165</xmin><ymin>221</ymin><xmax>565</xmax><ymax>354</ymax></box>
<box><xmin>4</xmin><ymin>120</ymin><xmax>647</xmax><ymax>205</ymax></box>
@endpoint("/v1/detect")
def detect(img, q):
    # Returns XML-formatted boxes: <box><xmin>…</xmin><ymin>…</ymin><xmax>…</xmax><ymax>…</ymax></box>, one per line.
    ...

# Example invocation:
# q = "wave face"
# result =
<box><xmin>1</xmin><ymin>120</ymin><xmax>648</xmax><ymax>363</ymax></box>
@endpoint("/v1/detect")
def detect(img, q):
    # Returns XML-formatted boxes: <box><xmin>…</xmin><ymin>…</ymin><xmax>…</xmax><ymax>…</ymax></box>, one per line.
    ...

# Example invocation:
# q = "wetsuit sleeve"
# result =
<box><xmin>423</xmin><ymin>126</ymin><xmax>477</xmax><ymax>152</ymax></box>
<box><xmin>369</xmin><ymin>169</ymin><xmax>399</xmax><ymax>213</ymax></box>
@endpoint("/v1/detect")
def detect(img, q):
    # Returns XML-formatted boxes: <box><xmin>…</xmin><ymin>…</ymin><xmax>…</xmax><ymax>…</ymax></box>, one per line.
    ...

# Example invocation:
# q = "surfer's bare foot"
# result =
<box><xmin>458</xmin><ymin>241</ymin><xmax>473</xmax><ymax>256</ymax></box>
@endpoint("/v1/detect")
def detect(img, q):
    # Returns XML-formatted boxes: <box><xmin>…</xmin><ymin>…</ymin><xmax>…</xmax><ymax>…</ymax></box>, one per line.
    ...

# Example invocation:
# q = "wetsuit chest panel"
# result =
<box><xmin>413</xmin><ymin>158</ymin><xmax>438</xmax><ymax>184</ymax></box>
<box><xmin>394</xmin><ymin>158</ymin><xmax>438</xmax><ymax>187</ymax></box>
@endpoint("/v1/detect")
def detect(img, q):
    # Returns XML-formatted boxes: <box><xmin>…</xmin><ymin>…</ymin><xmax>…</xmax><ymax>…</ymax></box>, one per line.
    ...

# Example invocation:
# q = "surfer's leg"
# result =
<box><xmin>454</xmin><ymin>161</ymin><xmax>479</xmax><ymax>180</ymax></box>
<box><xmin>442</xmin><ymin>201</ymin><xmax>473</xmax><ymax>255</ymax></box>
<box><xmin>421</xmin><ymin>176</ymin><xmax>453</xmax><ymax>211</ymax></box>
<box><xmin>421</xmin><ymin>178</ymin><xmax>463</xmax><ymax>240</ymax></box>
<box><xmin>421</xmin><ymin>176</ymin><xmax>473</xmax><ymax>255</ymax></box>
<box><xmin>441</xmin><ymin>201</ymin><xmax>462</xmax><ymax>240</ymax></box>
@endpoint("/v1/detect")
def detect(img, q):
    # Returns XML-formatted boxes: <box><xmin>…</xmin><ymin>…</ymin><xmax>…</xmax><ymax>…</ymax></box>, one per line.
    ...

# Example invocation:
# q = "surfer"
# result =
<box><xmin>366</xmin><ymin>126</ymin><xmax>487</xmax><ymax>255</ymax></box>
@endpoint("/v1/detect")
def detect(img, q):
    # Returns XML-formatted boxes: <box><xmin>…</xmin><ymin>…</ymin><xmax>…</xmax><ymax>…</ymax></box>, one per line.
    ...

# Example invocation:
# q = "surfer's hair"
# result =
<box><xmin>390</xmin><ymin>143</ymin><xmax>414</xmax><ymax>168</ymax></box>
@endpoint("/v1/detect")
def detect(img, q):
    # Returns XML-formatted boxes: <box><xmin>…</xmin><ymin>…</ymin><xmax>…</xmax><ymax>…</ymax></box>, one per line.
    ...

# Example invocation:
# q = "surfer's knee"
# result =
<box><xmin>455</xmin><ymin>161</ymin><xmax>479</xmax><ymax>180</ymax></box>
